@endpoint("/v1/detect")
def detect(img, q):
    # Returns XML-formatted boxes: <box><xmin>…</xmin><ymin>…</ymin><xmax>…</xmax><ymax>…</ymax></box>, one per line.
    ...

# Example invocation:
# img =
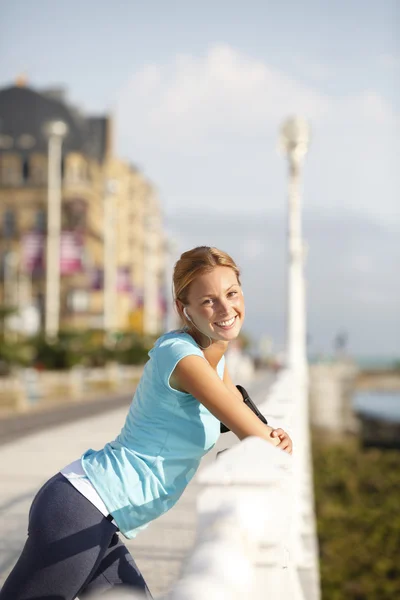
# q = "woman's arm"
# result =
<box><xmin>172</xmin><ymin>355</ymin><xmax>291</xmax><ymax>451</ymax></box>
<box><xmin>222</xmin><ymin>364</ymin><xmax>244</xmax><ymax>401</ymax></box>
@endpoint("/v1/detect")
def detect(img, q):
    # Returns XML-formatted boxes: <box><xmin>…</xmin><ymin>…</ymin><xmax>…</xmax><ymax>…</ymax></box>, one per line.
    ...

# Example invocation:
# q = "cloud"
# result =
<box><xmin>116</xmin><ymin>44</ymin><xmax>330</xmax><ymax>147</ymax></box>
<box><xmin>289</xmin><ymin>56</ymin><xmax>332</xmax><ymax>81</ymax></box>
<box><xmin>114</xmin><ymin>44</ymin><xmax>400</xmax><ymax>223</ymax></box>
<box><xmin>116</xmin><ymin>44</ymin><xmax>399</xmax><ymax>146</ymax></box>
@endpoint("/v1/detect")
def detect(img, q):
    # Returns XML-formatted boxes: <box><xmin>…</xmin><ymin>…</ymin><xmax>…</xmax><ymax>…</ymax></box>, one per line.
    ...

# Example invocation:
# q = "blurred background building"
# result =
<box><xmin>0</xmin><ymin>78</ymin><xmax>167</xmax><ymax>337</ymax></box>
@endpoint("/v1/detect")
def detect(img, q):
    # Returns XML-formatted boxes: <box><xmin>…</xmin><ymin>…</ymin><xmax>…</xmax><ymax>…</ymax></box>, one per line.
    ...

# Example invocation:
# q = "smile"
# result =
<box><xmin>214</xmin><ymin>316</ymin><xmax>237</xmax><ymax>329</ymax></box>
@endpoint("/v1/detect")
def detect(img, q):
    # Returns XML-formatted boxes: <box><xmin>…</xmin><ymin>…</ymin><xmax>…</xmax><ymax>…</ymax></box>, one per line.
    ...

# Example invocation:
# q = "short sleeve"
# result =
<box><xmin>153</xmin><ymin>335</ymin><xmax>205</xmax><ymax>391</ymax></box>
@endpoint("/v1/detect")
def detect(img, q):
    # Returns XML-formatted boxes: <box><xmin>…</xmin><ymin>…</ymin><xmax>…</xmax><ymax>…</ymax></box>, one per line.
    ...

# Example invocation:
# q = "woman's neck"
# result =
<box><xmin>184</xmin><ymin>327</ymin><xmax>228</xmax><ymax>366</ymax></box>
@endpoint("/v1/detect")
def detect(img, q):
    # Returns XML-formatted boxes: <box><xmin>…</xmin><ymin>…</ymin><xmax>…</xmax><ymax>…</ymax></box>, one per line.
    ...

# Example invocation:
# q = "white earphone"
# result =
<box><xmin>182</xmin><ymin>306</ymin><xmax>212</xmax><ymax>349</ymax></box>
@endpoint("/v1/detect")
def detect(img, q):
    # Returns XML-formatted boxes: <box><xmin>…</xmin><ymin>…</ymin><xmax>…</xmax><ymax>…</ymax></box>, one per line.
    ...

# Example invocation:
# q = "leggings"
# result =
<box><xmin>0</xmin><ymin>473</ymin><xmax>153</xmax><ymax>599</ymax></box>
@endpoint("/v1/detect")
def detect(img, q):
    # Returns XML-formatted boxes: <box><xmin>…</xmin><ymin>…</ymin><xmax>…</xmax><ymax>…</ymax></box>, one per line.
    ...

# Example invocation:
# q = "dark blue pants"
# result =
<box><xmin>0</xmin><ymin>473</ymin><xmax>153</xmax><ymax>599</ymax></box>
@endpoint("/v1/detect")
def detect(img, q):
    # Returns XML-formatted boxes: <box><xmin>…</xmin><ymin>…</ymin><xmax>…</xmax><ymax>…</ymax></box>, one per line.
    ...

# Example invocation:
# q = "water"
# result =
<box><xmin>353</xmin><ymin>391</ymin><xmax>400</xmax><ymax>423</ymax></box>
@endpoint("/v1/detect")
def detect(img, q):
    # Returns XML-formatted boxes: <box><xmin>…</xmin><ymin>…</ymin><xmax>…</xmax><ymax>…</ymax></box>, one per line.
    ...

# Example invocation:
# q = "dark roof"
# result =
<box><xmin>0</xmin><ymin>85</ymin><xmax>109</xmax><ymax>162</ymax></box>
<box><xmin>86</xmin><ymin>116</ymin><xmax>109</xmax><ymax>163</ymax></box>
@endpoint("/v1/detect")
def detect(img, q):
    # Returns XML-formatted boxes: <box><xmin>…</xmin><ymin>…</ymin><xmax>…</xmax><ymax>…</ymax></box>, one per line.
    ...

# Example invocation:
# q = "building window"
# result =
<box><xmin>17</xmin><ymin>134</ymin><xmax>35</xmax><ymax>150</ymax></box>
<box><xmin>63</xmin><ymin>199</ymin><xmax>86</xmax><ymax>231</ymax></box>
<box><xmin>30</xmin><ymin>154</ymin><xmax>47</xmax><ymax>185</ymax></box>
<box><xmin>35</xmin><ymin>209</ymin><xmax>47</xmax><ymax>233</ymax></box>
<box><xmin>0</xmin><ymin>135</ymin><xmax>13</xmax><ymax>149</ymax></box>
<box><xmin>2</xmin><ymin>209</ymin><xmax>17</xmax><ymax>238</ymax></box>
<box><xmin>66</xmin><ymin>162</ymin><xmax>83</xmax><ymax>184</ymax></box>
<box><xmin>0</xmin><ymin>155</ymin><xmax>22</xmax><ymax>186</ymax></box>
<box><xmin>22</xmin><ymin>158</ymin><xmax>30</xmax><ymax>183</ymax></box>
<box><xmin>65</xmin><ymin>156</ymin><xmax>90</xmax><ymax>186</ymax></box>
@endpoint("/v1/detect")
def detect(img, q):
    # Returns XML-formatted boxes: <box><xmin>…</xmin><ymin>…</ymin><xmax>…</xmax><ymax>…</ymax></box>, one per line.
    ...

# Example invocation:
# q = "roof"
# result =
<box><xmin>0</xmin><ymin>85</ymin><xmax>109</xmax><ymax>162</ymax></box>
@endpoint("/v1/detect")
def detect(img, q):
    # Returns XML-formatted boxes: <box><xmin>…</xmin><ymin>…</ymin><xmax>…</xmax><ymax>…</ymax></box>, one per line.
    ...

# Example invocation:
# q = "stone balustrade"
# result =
<box><xmin>0</xmin><ymin>364</ymin><xmax>144</xmax><ymax>414</ymax></box>
<box><xmin>168</xmin><ymin>367</ymin><xmax>321</xmax><ymax>600</ymax></box>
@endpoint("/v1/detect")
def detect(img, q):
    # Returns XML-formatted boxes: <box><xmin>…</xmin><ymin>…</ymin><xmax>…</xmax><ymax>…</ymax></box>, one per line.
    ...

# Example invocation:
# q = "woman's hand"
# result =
<box><xmin>271</xmin><ymin>428</ymin><xmax>293</xmax><ymax>454</ymax></box>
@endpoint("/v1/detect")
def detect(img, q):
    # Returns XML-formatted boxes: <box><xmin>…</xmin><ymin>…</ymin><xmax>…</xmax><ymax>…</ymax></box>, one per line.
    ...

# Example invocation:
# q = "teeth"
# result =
<box><xmin>215</xmin><ymin>316</ymin><xmax>236</xmax><ymax>327</ymax></box>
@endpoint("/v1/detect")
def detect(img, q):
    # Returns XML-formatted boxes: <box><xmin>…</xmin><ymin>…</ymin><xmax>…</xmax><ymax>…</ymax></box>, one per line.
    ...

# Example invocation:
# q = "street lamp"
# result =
<box><xmin>43</xmin><ymin>120</ymin><xmax>69</xmax><ymax>341</ymax></box>
<box><xmin>165</xmin><ymin>236</ymin><xmax>179</xmax><ymax>333</ymax></box>
<box><xmin>279</xmin><ymin>116</ymin><xmax>311</xmax><ymax>372</ymax></box>
<box><xmin>279</xmin><ymin>118</ymin><xmax>315</xmax><ymax>578</ymax></box>
<box><xmin>143</xmin><ymin>208</ymin><xmax>159</xmax><ymax>337</ymax></box>
<box><xmin>103</xmin><ymin>178</ymin><xmax>118</xmax><ymax>337</ymax></box>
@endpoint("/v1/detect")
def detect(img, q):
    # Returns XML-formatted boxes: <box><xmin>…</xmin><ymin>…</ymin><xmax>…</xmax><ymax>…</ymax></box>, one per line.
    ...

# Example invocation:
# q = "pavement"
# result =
<box><xmin>0</xmin><ymin>372</ymin><xmax>273</xmax><ymax>599</ymax></box>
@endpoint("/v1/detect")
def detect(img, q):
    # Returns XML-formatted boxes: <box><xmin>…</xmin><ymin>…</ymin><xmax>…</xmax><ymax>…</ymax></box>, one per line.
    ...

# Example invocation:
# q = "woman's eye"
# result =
<box><xmin>202</xmin><ymin>299</ymin><xmax>213</xmax><ymax>305</ymax></box>
<box><xmin>228</xmin><ymin>291</ymin><xmax>238</xmax><ymax>298</ymax></box>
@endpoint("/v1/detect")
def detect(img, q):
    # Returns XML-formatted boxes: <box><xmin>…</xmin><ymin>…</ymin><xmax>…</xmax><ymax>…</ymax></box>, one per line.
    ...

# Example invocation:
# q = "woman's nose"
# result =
<box><xmin>216</xmin><ymin>298</ymin><xmax>230</xmax><ymax>315</ymax></box>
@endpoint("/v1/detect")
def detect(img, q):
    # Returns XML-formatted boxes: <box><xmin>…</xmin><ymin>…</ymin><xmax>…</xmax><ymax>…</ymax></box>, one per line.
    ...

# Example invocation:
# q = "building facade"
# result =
<box><xmin>0</xmin><ymin>80</ymin><xmax>166</xmax><ymax>337</ymax></box>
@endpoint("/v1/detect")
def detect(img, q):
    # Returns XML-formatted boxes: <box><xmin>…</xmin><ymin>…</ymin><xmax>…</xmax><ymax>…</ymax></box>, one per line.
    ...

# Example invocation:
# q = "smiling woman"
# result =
<box><xmin>175</xmin><ymin>246</ymin><xmax>245</xmax><ymax>348</ymax></box>
<box><xmin>0</xmin><ymin>245</ymin><xmax>292</xmax><ymax>600</ymax></box>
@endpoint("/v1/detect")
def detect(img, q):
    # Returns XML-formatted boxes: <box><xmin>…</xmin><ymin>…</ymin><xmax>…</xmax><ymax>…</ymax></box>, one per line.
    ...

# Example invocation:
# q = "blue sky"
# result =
<box><xmin>1</xmin><ymin>1</ymin><xmax>399</xmax><ymax>355</ymax></box>
<box><xmin>1</xmin><ymin>1</ymin><xmax>398</xmax><ymax>107</ymax></box>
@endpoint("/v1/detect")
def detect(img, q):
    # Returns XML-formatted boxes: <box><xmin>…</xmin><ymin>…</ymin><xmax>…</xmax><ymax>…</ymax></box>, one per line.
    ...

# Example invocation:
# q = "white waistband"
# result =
<box><xmin>60</xmin><ymin>458</ymin><xmax>117</xmax><ymax>527</ymax></box>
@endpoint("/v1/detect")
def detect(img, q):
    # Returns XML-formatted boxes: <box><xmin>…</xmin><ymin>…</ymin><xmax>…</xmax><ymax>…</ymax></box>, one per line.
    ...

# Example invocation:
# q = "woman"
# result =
<box><xmin>0</xmin><ymin>246</ymin><xmax>292</xmax><ymax>599</ymax></box>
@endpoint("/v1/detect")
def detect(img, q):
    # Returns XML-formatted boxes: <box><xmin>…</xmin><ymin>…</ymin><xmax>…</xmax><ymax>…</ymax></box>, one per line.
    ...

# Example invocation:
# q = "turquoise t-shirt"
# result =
<box><xmin>81</xmin><ymin>330</ymin><xmax>224</xmax><ymax>539</ymax></box>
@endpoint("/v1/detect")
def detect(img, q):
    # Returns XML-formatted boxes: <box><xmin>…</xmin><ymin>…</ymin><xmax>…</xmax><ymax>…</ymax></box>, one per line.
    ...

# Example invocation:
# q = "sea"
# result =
<box><xmin>352</xmin><ymin>355</ymin><xmax>400</xmax><ymax>423</ymax></box>
<box><xmin>309</xmin><ymin>354</ymin><xmax>400</xmax><ymax>424</ymax></box>
<box><xmin>352</xmin><ymin>392</ymin><xmax>400</xmax><ymax>423</ymax></box>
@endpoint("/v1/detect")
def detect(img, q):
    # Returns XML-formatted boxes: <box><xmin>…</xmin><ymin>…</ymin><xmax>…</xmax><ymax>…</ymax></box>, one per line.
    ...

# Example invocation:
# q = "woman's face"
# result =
<box><xmin>185</xmin><ymin>266</ymin><xmax>245</xmax><ymax>343</ymax></box>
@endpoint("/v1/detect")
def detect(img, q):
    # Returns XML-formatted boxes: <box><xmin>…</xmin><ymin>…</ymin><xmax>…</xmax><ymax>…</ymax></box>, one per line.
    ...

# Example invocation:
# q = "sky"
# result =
<box><xmin>0</xmin><ymin>0</ymin><xmax>399</xmax><ymax>356</ymax></box>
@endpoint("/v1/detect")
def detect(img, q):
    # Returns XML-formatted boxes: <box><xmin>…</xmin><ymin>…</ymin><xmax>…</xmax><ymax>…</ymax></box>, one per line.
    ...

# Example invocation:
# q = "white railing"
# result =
<box><xmin>0</xmin><ymin>365</ymin><xmax>144</xmax><ymax>413</ymax></box>
<box><xmin>168</xmin><ymin>367</ymin><xmax>320</xmax><ymax>600</ymax></box>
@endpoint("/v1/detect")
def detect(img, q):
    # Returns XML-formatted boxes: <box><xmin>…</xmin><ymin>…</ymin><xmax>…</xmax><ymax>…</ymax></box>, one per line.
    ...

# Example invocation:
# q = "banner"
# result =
<box><xmin>22</xmin><ymin>231</ymin><xmax>84</xmax><ymax>275</ymax></box>
<box><xmin>90</xmin><ymin>267</ymin><xmax>104</xmax><ymax>290</ymax></box>
<box><xmin>22</xmin><ymin>233</ymin><xmax>45</xmax><ymax>273</ymax></box>
<box><xmin>130</xmin><ymin>286</ymin><xmax>144</xmax><ymax>309</ymax></box>
<box><xmin>116</xmin><ymin>266</ymin><xmax>131</xmax><ymax>292</ymax></box>
<box><xmin>60</xmin><ymin>231</ymin><xmax>84</xmax><ymax>275</ymax></box>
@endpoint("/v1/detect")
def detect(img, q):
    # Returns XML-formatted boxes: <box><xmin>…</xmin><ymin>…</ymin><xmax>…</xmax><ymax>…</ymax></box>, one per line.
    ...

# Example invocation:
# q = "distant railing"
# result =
<box><xmin>0</xmin><ymin>364</ymin><xmax>143</xmax><ymax>414</ymax></box>
<box><xmin>168</xmin><ymin>367</ymin><xmax>321</xmax><ymax>600</ymax></box>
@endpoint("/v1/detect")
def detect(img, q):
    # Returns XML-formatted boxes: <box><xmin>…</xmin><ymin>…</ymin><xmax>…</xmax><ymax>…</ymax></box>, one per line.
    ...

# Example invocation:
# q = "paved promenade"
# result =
<box><xmin>0</xmin><ymin>373</ymin><xmax>272</xmax><ymax>598</ymax></box>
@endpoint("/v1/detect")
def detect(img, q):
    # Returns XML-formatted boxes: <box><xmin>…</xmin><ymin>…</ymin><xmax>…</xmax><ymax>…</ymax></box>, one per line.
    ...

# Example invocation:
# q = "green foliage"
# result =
<box><xmin>0</xmin><ymin>302</ymin><xmax>154</xmax><ymax>372</ymax></box>
<box><xmin>29</xmin><ymin>334</ymin><xmax>82</xmax><ymax>370</ymax></box>
<box><xmin>27</xmin><ymin>330</ymin><xmax>152</xmax><ymax>370</ymax></box>
<box><xmin>312</xmin><ymin>432</ymin><xmax>400</xmax><ymax>600</ymax></box>
<box><xmin>0</xmin><ymin>305</ymin><xmax>33</xmax><ymax>374</ymax></box>
<box><xmin>112</xmin><ymin>333</ymin><xmax>153</xmax><ymax>365</ymax></box>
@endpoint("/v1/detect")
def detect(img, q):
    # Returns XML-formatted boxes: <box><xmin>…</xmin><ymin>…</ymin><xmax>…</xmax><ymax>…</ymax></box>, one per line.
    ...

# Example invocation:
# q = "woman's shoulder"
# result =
<box><xmin>149</xmin><ymin>330</ymin><xmax>205</xmax><ymax>387</ymax></box>
<box><xmin>153</xmin><ymin>329</ymin><xmax>201</xmax><ymax>351</ymax></box>
<box><xmin>150</xmin><ymin>329</ymin><xmax>204</xmax><ymax>364</ymax></box>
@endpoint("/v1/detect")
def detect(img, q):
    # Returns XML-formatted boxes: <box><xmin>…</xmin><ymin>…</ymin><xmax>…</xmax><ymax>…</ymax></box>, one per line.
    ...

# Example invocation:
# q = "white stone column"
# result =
<box><xmin>44</xmin><ymin>120</ymin><xmax>68</xmax><ymax>340</ymax></box>
<box><xmin>103</xmin><ymin>179</ymin><xmax>118</xmax><ymax>334</ymax></box>
<box><xmin>279</xmin><ymin>116</ymin><xmax>310</xmax><ymax>375</ymax></box>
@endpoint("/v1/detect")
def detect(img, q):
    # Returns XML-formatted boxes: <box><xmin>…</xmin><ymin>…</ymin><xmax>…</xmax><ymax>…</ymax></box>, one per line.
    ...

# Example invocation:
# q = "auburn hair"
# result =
<box><xmin>173</xmin><ymin>246</ymin><xmax>241</xmax><ymax>307</ymax></box>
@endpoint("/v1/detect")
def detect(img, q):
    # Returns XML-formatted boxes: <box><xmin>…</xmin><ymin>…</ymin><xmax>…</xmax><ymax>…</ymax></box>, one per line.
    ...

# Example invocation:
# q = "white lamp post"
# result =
<box><xmin>103</xmin><ymin>179</ymin><xmax>118</xmax><ymax>336</ymax></box>
<box><xmin>165</xmin><ymin>236</ymin><xmax>179</xmax><ymax>333</ymax></box>
<box><xmin>143</xmin><ymin>209</ymin><xmax>159</xmax><ymax>337</ymax></box>
<box><xmin>279</xmin><ymin>117</ymin><xmax>315</xmax><ymax>577</ymax></box>
<box><xmin>43</xmin><ymin>120</ymin><xmax>69</xmax><ymax>341</ymax></box>
<box><xmin>279</xmin><ymin>116</ymin><xmax>310</xmax><ymax>372</ymax></box>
